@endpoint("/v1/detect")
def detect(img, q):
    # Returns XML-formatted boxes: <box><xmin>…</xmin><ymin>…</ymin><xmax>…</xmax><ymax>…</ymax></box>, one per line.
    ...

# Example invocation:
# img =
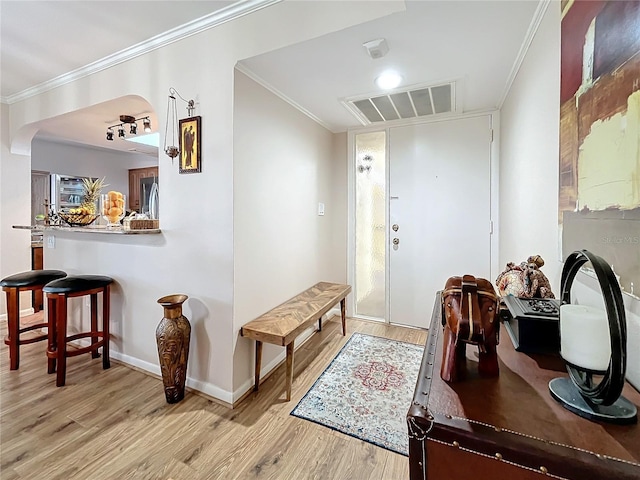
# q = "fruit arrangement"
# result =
<box><xmin>68</xmin><ymin>206</ymin><xmax>94</xmax><ymax>215</ymax></box>
<box><xmin>81</xmin><ymin>177</ymin><xmax>106</xmax><ymax>215</ymax></box>
<box><xmin>102</xmin><ymin>190</ymin><xmax>126</xmax><ymax>225</ymax></box>
<box><xmin>58</xmin><ymin>213</ymin><xmax>99</xmax><ymax>226</ymax></box>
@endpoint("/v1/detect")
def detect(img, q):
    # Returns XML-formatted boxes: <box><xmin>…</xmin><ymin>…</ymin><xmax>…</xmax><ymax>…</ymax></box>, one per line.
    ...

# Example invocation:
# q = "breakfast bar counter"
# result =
<box><xmin>13</xmin><ymin>225</ymin><xmax>161</xmax><ymax>235</ymax></box>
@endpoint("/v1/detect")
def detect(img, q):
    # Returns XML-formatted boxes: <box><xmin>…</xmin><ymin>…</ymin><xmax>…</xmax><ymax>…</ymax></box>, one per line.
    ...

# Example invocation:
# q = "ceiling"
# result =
<box><xmin>0</xmin><ymin>0</ymin><xmax>541</xmax><ymax>156</ymax></box>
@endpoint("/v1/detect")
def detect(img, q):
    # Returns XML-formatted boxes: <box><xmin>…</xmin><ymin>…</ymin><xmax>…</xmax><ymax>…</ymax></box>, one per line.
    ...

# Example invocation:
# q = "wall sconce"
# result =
<box><xmin>106</xmin><ymin>114</ymin><xmax>151</xmax><ymax>141</ymax></box>
<box><xmin>358</xmin><ymin>154</ymin><xmax>373</xmax><ymax>173</ymax></box>
<box><xmin>164</xmin><ymin>87</ymin><xmax>195</xmax><ymax>159</ymax></box>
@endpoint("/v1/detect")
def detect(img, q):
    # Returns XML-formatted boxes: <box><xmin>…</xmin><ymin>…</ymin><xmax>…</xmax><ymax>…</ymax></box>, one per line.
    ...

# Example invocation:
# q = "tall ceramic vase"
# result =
<box><xmin>156</xmin><ymin>294</ymin><xmax>191</xmax><ymax>403</ymax></box>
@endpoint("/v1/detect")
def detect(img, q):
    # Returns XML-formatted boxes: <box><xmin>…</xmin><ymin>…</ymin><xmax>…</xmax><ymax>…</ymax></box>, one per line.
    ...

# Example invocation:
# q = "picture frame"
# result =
<box><xmin>179</xmin><ymin>116</ymin><xmax>202</xmax><ymax>174</ymax></box>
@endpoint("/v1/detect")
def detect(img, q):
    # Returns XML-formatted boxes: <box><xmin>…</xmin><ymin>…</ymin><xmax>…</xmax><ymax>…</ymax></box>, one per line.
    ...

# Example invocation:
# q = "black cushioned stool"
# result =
<box><xmin>43</xmin><ymin>275</ymin><xmax>113</xmax><ymax>387</ymax></box>
<box><xmin>1</xmin><ymin>270</ymin><xmax>67</xmax><ymax>370</ymax></box>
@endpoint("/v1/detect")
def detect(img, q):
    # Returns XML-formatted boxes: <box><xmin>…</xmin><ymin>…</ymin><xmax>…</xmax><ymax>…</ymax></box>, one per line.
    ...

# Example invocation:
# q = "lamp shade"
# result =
<box><xmin>560</xmin><ymin>304</ymin><xmax>610</xmax><ymax>372</ymax></box>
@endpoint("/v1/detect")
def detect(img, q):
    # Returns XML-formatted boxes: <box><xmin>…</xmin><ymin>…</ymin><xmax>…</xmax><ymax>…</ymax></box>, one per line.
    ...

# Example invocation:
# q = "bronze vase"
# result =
<box><xmin>156</xmin><ymin>294</ymin><xmax>191</xmax><ymax>403</ymax></box>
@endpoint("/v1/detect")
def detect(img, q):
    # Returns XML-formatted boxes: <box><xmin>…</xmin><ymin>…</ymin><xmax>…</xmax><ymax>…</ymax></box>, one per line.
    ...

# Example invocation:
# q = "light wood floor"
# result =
<box><xmin>1</xmin><ymin>316</ymin><xmax>427</xmax><ymax>480</ymax></box>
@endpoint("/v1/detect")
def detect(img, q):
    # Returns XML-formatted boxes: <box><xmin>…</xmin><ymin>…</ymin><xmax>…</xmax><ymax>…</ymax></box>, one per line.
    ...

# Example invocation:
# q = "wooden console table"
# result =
<box><xmin>407</xmin><ymin>293</ymin><xmax>640</xmax><ymax>480</ymax></box>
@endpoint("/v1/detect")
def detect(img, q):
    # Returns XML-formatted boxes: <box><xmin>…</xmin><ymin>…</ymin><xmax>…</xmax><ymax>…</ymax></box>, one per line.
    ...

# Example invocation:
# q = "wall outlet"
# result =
<box><xmin>318</xmin><ymin>203</ymin><xmax>325</xmax><ymax>216</ymax></box>
<box><xmin>47</xmin><ymin>235</ymin><xmax>55</xmax><ymax>248</ymax></box>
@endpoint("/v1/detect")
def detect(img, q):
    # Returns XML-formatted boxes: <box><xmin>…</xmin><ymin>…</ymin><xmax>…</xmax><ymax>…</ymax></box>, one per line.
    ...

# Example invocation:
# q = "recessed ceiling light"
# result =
<box><xmin>375</xmin><ymin>71</ymin><xmax>403</xmax><ymax>90</ymax></box>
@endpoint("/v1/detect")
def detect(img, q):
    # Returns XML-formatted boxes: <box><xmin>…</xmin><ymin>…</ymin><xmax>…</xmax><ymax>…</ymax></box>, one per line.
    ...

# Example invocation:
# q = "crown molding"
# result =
<box><xmin>496</xmin><ymin>0</ymin><xmax>551</xmax><ymax>109</ymax></box>
<box><xmin>2</xmin><ymin>0</ymin><xmax>282</xmax><ymax>105</ymax></box>
<box><xmin>235</xmin><ymin>63</ymin><xmax>337</xmax><ymax>133</ymax></box>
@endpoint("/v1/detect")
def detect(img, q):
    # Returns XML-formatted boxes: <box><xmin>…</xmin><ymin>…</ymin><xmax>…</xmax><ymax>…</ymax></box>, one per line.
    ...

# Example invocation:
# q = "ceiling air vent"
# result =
<box><xmin>345</xmin><ymin>82</ymin><xmax>455</xmax><ymax>125</ymax></box>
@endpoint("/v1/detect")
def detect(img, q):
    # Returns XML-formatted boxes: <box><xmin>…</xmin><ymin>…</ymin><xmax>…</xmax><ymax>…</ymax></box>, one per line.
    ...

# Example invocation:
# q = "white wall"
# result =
<box><xmin>0</xmin><ymin>104</ymin><xmax>32</xmax><ymax>317</ymax></box>
<box><xmin>499</xmin><ymin>3</ymin><xmax>561</xmax><ymax>287</ymax></box>
<box><xmin>0</xmin><ymin>1</ymin><xmax>403</xmax><ymax>403</ymax></box>
<box><xmin>500</xmin><ymin>3</ymin><xmax>639</xmax><ymax>388</ymax></box>
<box><xmin>31</xmin><ymin>138</ymin><xmax>157</xmax><ymax>199</ymax></box>
<box><xmin>232</xmin><ymin>71</ymin><xmax>347</xmax><ymax>393</ymax></box>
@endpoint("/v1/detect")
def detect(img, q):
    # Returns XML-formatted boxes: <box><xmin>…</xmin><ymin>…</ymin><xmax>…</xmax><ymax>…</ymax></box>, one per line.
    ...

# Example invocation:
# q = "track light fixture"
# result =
<box><xmin>105</xmin><ymin>114</ymin><xmax>152</xmax><ymax>141</ymax></box>
<box><xmin>164</xmin><ymin>87</ymin><xmax>195</xmax><ymax>159</ymax></box>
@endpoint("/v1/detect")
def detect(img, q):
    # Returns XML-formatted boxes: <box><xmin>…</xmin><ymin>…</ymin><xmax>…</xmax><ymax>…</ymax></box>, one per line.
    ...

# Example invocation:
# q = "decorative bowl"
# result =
<box><xmin>58</xmin><ymin>213</ymin><xmax>99</xmax><ymax>227</ymax></box>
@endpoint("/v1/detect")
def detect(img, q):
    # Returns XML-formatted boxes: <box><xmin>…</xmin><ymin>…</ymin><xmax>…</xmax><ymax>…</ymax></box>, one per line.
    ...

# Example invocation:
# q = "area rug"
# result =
<box><xmin>290</xmin><ymin>332</ymin><xmax>424</xmax><ymax>456</ymax></box>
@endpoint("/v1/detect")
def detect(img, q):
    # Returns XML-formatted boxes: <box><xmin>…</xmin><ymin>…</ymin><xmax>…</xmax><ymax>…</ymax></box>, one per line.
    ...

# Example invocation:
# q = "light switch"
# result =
<box><xmin>318</xmin><ymin>203</ymin><xmax>325</xmax><ymax>216</ymax></box>
<box><xmin>47</xmin><ymin>235</ymin><xmax>55</xmax><ymax>248</ymax></box>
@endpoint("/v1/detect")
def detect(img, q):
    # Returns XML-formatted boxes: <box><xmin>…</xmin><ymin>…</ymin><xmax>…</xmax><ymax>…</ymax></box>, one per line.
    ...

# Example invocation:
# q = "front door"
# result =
<box><xmin>388</xmin><ymin>115</ymin><xmax>492</xmax><ymax>328</ymax></box>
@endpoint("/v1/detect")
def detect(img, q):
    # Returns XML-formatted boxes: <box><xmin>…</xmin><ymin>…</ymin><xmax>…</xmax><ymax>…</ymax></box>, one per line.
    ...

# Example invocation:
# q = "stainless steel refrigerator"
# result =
<box><xmin>140</xmin><ymin>176</ymin><xmax>159</xmax><ymax>219</ymax></box>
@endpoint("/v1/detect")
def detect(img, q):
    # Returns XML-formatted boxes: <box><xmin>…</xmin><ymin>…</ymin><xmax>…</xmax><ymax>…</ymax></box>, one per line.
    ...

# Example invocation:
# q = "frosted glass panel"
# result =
<box><xmin>355</xmin><ymin>131</ymin><xmax>386</xmax><ymax>319</ymax></box>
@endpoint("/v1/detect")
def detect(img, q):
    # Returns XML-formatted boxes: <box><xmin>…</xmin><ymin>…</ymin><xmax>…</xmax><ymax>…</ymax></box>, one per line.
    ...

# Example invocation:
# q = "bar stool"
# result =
<box><xmin>43</xmin><ymin>275</ymin><xmax>113</xmax><ymax>387</ymax></box>
<box><xmin>1</xmin><ymin>269</ymin><xmax>67</xmax><ymax>370</ymax></box>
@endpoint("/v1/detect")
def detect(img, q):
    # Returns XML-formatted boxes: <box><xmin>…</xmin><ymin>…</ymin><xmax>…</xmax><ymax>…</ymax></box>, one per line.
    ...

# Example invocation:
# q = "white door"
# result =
<box><xmin>389</xmin><ymin>116</ymin><xmax>492</xmax><ymax>328</ymax></box>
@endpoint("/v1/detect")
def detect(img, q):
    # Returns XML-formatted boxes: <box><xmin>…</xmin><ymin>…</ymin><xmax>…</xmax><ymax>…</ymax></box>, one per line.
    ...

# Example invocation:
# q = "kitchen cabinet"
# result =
<box><xmin>129</xmin><ymin>166</ymin><xmax>158</xmax><ymax>211</ymax></box>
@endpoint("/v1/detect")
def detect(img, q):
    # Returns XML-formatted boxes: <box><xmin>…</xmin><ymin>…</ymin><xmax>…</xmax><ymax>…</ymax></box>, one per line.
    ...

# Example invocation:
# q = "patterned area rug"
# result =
<box><xmin>291</xmin><ymin>333</ymin><xmax>424</xmax><ymax>456</ymax></box>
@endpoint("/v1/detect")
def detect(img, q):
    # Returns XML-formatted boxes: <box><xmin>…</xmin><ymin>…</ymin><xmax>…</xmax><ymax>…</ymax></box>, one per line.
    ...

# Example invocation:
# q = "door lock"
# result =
<box><xmin>392</xmin><ymin>224</ymin><xmax>399</xmax><ymax>232</ymax></box>
<box><xmin>393</xmin><ymin>238</ymin><xmax>400</xmax><ymax>245</ymax></box>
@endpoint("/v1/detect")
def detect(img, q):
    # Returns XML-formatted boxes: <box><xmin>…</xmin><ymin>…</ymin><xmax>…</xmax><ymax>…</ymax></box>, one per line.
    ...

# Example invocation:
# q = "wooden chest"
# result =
<box><xmin>407</xmin><ymin>294</ymin><xmax>640</xmax><ymax>480</ymax></box>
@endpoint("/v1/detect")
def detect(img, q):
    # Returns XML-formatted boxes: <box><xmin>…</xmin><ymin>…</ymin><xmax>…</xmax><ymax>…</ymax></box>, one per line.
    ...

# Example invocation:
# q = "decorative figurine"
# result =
<box><xmin>441</xmin><ymin>275</ymin><xmax>500</xmax><ymax>382</ymax></box>
<box><xmin>496</xmin><ymin>255</ymin><xmax>555</xmax><ymax>298</ymax></box>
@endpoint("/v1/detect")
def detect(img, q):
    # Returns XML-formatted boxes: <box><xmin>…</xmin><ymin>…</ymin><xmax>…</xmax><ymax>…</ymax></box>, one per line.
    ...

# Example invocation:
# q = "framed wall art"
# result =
<box><xmin>559</xmin><ymin>0</ymin><xmax>640</xmax><ymax>293</ymax></box>
<box><xmin>179</xmin><ymin>116</ymin><xmax>202</xmax><ymax>174</ymax></box>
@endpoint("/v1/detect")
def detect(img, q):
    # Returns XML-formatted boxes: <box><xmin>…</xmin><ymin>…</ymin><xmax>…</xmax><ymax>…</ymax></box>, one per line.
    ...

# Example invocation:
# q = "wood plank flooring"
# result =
<box><xmin>1</xmin><ymin>316</ymin><xmax>427</xmax><ymax>480</ymax></box>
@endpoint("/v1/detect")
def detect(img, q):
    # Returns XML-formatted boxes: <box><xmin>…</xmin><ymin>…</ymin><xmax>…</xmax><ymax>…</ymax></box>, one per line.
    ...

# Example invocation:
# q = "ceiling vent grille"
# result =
<box><xmin>344</xmin><ymin>82</ymin><xmax>456</xmax><ymax>125</ymax></box>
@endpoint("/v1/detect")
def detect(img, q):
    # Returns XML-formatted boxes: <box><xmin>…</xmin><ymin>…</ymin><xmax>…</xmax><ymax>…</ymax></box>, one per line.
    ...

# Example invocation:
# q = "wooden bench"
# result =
<box><xmin>240</xmin><ymin>282</ymin><xmax>352</xmax><ymax>401</ymax></box>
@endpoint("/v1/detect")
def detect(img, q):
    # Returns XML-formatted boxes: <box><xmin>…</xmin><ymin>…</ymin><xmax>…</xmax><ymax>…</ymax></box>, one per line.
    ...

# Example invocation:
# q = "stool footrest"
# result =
<box><xmin>47</xmin><ymin>340</ymin><xmax>105</xmax><ymax>359</ymax></box>
<box><xmin>5</xmin><ymin>332</ymin><xmax>48</xmax><ymax>346</ymax></box>
<box><xmin>66</xmin><ymin>331</ymin><xmax>105</xmax><ymax>343</ymax></box>
<box><xmin>19</xmin><ymin>323</ymin><xmax>48</xmax><ymax>334</ymax></box>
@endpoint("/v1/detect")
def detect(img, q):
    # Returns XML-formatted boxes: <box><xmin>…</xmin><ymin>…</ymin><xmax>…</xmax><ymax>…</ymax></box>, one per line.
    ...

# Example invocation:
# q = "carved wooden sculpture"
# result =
<box><xmin>441</xmin><ymin>275</ymin><xmax>500</xmax><ymax>382</ymax></box>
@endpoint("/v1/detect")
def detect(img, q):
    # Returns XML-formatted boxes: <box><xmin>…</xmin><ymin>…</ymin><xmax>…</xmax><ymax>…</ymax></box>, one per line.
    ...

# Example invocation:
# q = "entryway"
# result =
<box><xmin>352</xmin><ymin>114</ymin><xmax>493</xmax><ymax>328</ymax></box>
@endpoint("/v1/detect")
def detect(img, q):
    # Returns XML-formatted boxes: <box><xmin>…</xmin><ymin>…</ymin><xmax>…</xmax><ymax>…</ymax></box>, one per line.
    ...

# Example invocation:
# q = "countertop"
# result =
<box><xmin>13</xmin><ymin>225</ymin><xmax>161</xmax><ymax>235</ymax></box>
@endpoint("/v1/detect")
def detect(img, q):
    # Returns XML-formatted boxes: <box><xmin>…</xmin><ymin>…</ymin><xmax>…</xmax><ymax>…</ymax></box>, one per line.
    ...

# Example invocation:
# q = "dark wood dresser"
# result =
<box><xmin>407</xmin><ymin>293</ymin><xmax>640</xmax><ymax>480</ymax></box>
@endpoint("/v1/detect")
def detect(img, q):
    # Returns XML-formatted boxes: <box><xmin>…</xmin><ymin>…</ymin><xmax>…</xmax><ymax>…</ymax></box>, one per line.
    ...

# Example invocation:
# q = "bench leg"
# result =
<box><xmin>254</xmin><ymin>340</ymin><xmax>263</xmax><ymax>392</ymax></box>
<box><xmin>340</xmin><ymin>298</ymin><xmax>346</xmax><ymax>336</ymax></box>
<box><xmin>285</xmin><ymin>341</ymin><xmax>294</xmax><ymax>401</ymax></box>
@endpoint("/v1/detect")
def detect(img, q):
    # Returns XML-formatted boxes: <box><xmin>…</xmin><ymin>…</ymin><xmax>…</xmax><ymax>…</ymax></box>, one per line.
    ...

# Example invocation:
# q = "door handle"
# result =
<box><xmin>393</xmin><ymin>238</ymin><xmax>399</xmax><ymax>245</ymax></box>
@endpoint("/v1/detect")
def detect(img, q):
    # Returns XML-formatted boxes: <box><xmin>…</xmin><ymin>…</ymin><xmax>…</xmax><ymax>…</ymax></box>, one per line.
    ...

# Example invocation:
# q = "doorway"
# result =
<box><xmin>31</xmin><ymin>170</ymin><xmax>50</xmax><ymax>225</ymax></box>
<box><xmin>352</xmin><ymin>115</ymin><xmax>493</xmax><ymax>328</ymax></box>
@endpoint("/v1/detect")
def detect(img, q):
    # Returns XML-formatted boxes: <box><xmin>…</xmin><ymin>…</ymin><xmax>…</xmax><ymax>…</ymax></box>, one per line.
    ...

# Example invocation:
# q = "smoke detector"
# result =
<box><xmin>362</xmin><ymin>38</ymin><xmax>389</xmax><ymax>59</ymax></box>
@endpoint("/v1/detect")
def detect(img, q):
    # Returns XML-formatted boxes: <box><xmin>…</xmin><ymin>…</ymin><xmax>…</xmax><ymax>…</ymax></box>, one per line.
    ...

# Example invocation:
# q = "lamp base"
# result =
<box><xmin>549</xmin><ymin>377</ymin><xmax>637</xmax><ymax>425</ymax></box>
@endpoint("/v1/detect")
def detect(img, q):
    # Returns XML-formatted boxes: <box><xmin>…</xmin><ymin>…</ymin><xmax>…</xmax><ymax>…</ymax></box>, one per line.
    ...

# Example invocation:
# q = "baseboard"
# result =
<box><xmin>40</xmin><ymin>307</ymin><xmax>344</xmax><ymax>407</ymax></box>
<box><xmin>110</xmin><ymin>351</ymin><xmax>235</xmax><ymax>406</ymax></box>
<box><xmin>0</xmin><ymin>307</ymin><xmax>35</xmax><ymax>321</ymax></box>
